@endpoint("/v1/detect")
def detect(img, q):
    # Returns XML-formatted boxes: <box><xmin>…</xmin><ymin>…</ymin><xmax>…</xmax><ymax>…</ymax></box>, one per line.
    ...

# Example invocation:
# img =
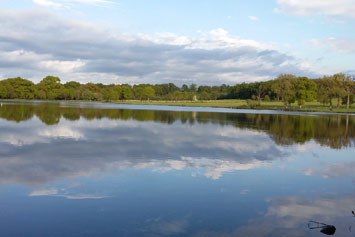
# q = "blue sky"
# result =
<box><xmin>0</xmin><ymin>0</ymin><xmax>354</xmax><ymax>85</ymax></box>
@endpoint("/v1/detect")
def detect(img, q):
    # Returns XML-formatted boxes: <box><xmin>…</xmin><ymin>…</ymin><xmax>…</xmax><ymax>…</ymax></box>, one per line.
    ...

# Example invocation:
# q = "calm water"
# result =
<box><xmin>0</xmin><ymin>101</ymin><xmax>354</xmax><ymax>236</ymax></box>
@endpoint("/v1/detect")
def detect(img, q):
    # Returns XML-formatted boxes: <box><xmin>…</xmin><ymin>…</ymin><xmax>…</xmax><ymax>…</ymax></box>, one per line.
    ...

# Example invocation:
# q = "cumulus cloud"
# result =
<box><xmin>311</xmin><ymin>37</ymin><xmax>355</xmax><ymax>54</ymax></box>
<box><xmin>0</xmin><ymin>9</ymin><xmax>316</xmax><ymax>85</ymax></box>
<box><xmin>276</xmin><ymin>0</ymin><xmax>355</xmax><ymax>19</ymax></box>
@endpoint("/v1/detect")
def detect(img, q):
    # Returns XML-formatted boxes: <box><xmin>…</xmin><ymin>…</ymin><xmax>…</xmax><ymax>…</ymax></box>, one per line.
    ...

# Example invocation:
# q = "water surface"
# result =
<box><xmin>0</xmin><ymin>101</ymin><xmax>354</xmax><ymax>236</ymax></box>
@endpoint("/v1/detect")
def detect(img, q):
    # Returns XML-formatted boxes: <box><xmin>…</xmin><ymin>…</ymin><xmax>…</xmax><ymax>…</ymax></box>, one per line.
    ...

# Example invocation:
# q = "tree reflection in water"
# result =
<box><xmin>1</xmin><ymin>102</ymin><xmax>354</xmax><ymax>150</ymax></box>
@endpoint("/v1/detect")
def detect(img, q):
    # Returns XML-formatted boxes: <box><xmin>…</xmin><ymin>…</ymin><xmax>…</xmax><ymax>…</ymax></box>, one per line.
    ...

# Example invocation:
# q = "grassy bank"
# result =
<box><xmin>2</xmin><ymin>99</ymin><xmax>354</xmax><ymax>113</ymax></box>
<box><xmin>114</xmin><ymin>99</ymin><xmax>355</xmax><ymax>113</ymax></box>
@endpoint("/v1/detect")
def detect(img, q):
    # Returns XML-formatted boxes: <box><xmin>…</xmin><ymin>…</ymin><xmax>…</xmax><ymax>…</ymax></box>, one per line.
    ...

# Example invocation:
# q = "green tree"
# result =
<box><xmin>0</xmin><ymin>82</ymin><xmax>7</xmax><ymax>98</ymax></box>
<box><xmin>339</xmin><ymin>74</ymin><xmax>354</xmax><ymax>109</ymax></box>
<box><xmin>173</xmin><ymin>90</ymin><xmax>182</xmax><ymax>100</ymax></box>
<box><xmin>121</xmin><ymin>85</ymin><xmax>132</xmax><ymax>100</ymax></box>
<box><xmin>64</xmin><ymin>81</ymin><xmax>81</xmax><ymax>89</ymax></box>
<box><xmin>316</xmin><ymin>76</ymin><xmax>337</xmax><ymax>110</ymax></box>
<box><xmin>251</xmin><ymin>81</ymin><xmax>271</xmax><ymax>105</ymax></box>
<box><xmin>189</xmin><ymin>83</ymin><xmax>197</xmax><ymax>93</ymax></box>
<box><xmin>133</xmin><ymin>85</ymin><xmax>144</xmax><ymax>100</ymax></box>
<box><xmin>200</xmin><ymin>91</ymin><xmax>210</xmax><ymax>100</ymax></box>
<box><xmin>182</xmin><ymin>84</ymin><xmax>189</xmax><ymax>92</ymax></box>
<box><xmin>333</xmin><ymin>73</ymin><xmax>347</xmax><ymax>108</ymax></box>
<box><xmin>272</xmin><ymin>74</ymin><xmax>296</xmax><ymax>108</ymax></box>
<box><xmin>294</xmin><ymin>77</ymin><xmax>317</xmax><ymax>108</ymax></box>
<box><xmin>63</xmin><ymin>81</ymin><xmax>81</xmax><ymax>100</ymax></box>
<box><xmin>38</xmin><ymin>76</ymin><xmax>63</xmax><ymax>99</ymax></box>
<box><xmin>0</xmin><ymin>77</ymin><xmax>36</xmax><ymax>99</ymax></box>
<box><xmin>142</xmin><ymin>86</ymin><xmax>155</xmax><ymax>100</ymax></box>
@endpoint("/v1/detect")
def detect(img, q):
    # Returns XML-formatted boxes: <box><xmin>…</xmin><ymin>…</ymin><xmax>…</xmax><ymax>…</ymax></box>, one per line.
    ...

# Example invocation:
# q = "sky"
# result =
<box><xmin>0</xmin><ymin>0</ymin><xmax>355</xmax><ymax>85</ymax></box>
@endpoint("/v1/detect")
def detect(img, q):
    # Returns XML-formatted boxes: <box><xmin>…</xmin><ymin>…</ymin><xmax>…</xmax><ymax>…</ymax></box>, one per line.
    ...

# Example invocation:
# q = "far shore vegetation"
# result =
<box><xmin>112</xmin><ymin>99</ymin><xmax>355</xmax><ymax>113</ymax></box>
<box><xmin>1</xmin><ymin>73</ymin><xmax>354</xmax><ymax>112</ymax></box>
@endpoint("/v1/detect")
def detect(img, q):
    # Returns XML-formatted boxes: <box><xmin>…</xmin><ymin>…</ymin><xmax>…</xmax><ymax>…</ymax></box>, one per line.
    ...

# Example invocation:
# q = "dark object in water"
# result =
<box><xmin>320</xmin><ymin>225</ymin><xmax>336</xmax><ymax>235</ymax></box>
<box><xmin>352</xmin><ymin>210</ymin><xmax>355</xmax><ymax>217</ymax></box>
<box><xmin>308</xmin><ymin>221</ymin><xmax>336</xmax><ymax>235</ymax></box>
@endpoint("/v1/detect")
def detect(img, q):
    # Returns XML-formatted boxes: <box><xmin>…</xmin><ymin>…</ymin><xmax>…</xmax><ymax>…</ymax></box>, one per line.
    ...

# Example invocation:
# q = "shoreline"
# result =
<box><xmin>1</xmin><ymin>99</ymin><xmax>355</xmax><ymax>116</ymax></box>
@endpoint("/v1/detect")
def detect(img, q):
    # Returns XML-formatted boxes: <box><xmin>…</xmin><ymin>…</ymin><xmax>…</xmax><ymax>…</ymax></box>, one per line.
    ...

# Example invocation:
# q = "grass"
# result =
<box><xmin>113</xmin><ymin>99</ymin><xmax>355</xmax><ymax>113</ymax></box>
<box><xmin>2</xmin><ymin>98</ymin><xmax>354</xmax><ymax>113</ymax></box>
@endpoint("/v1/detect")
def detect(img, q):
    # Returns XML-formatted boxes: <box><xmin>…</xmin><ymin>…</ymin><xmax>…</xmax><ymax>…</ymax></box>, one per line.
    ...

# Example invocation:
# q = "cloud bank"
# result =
<box><xmin>0</xmin><ymin>9</ymin><xmax>316</xmax><ymax>85</ymax></box>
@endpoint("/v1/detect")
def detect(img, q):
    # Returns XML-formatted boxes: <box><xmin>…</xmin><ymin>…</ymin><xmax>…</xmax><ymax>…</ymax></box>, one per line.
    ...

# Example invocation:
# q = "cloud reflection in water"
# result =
<box><xmin>0</xmin><ymin>117</ymin><xmax>287</xmax><ymax>186</ymax></box>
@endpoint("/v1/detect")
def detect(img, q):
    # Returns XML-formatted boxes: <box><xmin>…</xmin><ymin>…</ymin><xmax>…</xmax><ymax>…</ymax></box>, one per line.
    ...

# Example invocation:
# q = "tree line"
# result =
<box><xmin>0</xmin><ymin>73</ymin><xmax>354</xmax><ymax>109</ymax></box>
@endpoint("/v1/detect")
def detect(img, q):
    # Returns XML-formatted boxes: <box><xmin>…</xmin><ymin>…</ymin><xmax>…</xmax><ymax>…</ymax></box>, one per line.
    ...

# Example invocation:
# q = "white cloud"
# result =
<box><xmin>33</xmin><ymin>0</ymin><xmax>63</xmax><ymax>8</ymax></box>
<box><xmin>29</xmin><ymin>188</ymin><xmax>58</xmax><ymax>196</ymax></box>
<box><xmin>29</xmin><ymin>188</ymin><xmax>109</xmax><ymax>199</ymax></box>
<box><xmin>311</xmin><ymin>37</ymin><xmax>355</xmax><ymax>54</ymax></box>
<box><xmin>295</xmin><ymin>141</ymin><xmax>319</xmax><ymax>152</ymax></box>
<box><xmin>0</xmin><ymin>123</ymin><xmax>85</xmax><ymax>147</ymax></box>
<box><xmin>69</xmin><ymin>0</ymin><xmax>115</xmax><ymax>5</ymax></box>
<box><xmin>135</xmin><ymin>157</ymin><xmax>266</xmax><ymax>180</ymax></box>
<box><xmin>249</xmin><ymin>16</ymin><xmax>258</xmax><ymax>21</ymax></box>
<box><xmin>276</xmin><ymin>0</ymin><xmax>355</xmax><ymax>18</ymax></box>
<box><xmin>39</xmin><ymin>60</ymin><xmax>85</xmax><ymax>73</ymax></box>
<box><xmin>1</xmin><ymin>134</ymin><xmax>42</xmax><ymax>147</ymax></box>
<box><xmin>266</xmin><ymin>196</ymin><xmax>354</xmax><ymax>224</ymax></box>
<box><xmin>304</xmin><ymin>161</ymin><xmax>355</xmax><ymax>178</ymax></box>
<box><xmin>207</xmin><ymin>28</ymin><xmax>268</xmax><ymax>49</ymax></box>
<box><xmin>33</xmin><ymin>0</ymin><xmax>116</xmax><ymax>8</ymax></box>
<box><xmin>39</xmin><ymin>126</ymin><xmax>84</xmax><ymax>140</ymax></box>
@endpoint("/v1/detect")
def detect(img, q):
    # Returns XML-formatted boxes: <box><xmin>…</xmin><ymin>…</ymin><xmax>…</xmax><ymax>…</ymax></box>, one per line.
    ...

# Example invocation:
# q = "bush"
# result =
<box><xmin>246</xmin><ymin>99</ymin><xmax>259</xmax><ymax>109</ymax></box>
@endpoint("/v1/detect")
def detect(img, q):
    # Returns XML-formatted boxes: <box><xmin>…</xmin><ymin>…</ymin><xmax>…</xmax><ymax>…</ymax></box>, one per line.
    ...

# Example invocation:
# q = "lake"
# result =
<box><xmin>0</xmin><ymin>101</ymin><xmax>354</xmax><ymax>236</ymax></box>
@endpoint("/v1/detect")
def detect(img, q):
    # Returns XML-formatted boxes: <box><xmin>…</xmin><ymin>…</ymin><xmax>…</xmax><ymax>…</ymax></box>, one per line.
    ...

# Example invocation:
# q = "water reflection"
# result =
<box><xmin>305</xmin><ymin>161</ymin><xmax>355</xmax><ymax>178</ymax></box>
<box><xmin>1</xmin><ymin>101</ymin><xmax>354</xmax><ymax>149</ymax></box>
<box><xmin>0</xmin><ymin>116</ymin><xmax>286</xmax><ymax>186</ymax></box>
<box><xmin>0</xmin><ymin>101</ymin><xmax>354</xmax><ymax>236</ymax></box>
<box><xmin>233</xmin><ymin>194</ymin><xmax>355</xmax><ymax>237</ymax></box>
<box><xmin>0</xmin><ymin>102</ymin><xmax>354</xmax><ymax>186</ymax></box>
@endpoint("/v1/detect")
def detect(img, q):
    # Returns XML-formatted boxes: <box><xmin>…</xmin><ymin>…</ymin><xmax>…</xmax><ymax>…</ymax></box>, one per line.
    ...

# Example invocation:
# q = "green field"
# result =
<box><xmin>114</xmin><ymin>99</ymin><xmax>355</xmax><ymax>113</ymax></box>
